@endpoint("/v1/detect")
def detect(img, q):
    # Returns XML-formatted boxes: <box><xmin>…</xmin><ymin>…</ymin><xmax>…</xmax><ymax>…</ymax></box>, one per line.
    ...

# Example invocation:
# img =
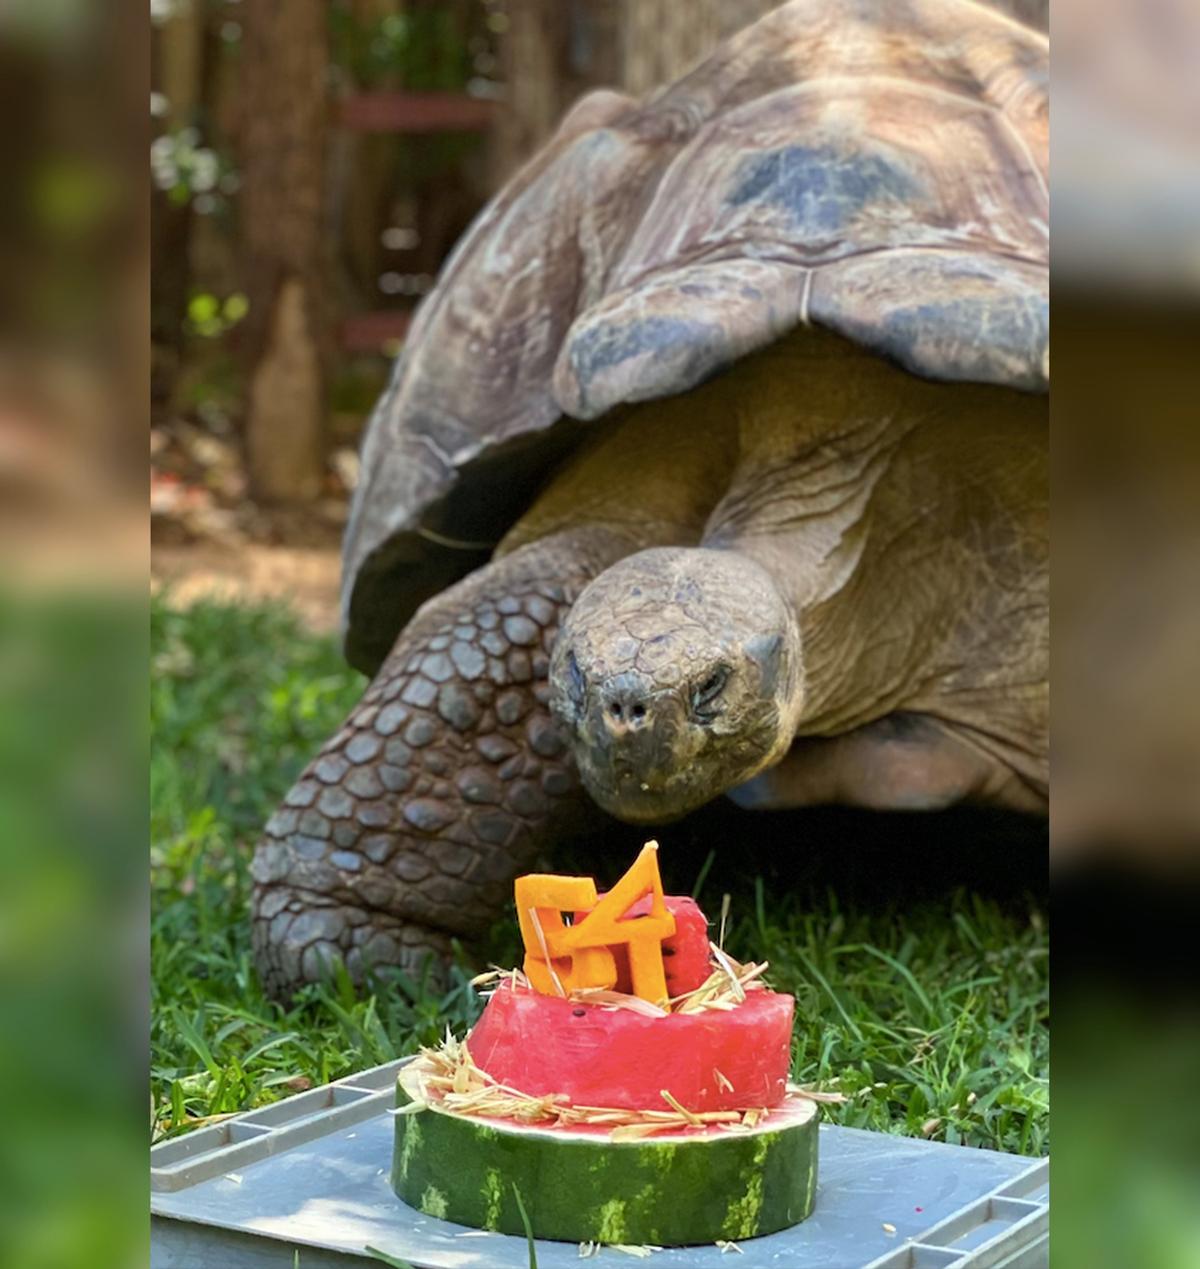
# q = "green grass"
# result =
<box><xmin>151</xmin><ymin>594</ymin><xmax>1048</xmax><ymax>1155</ymax></box>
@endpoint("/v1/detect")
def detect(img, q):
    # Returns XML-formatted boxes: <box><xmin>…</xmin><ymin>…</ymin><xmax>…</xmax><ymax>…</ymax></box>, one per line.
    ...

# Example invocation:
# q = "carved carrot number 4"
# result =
<box><xmin>515</xmin><ymin>843</ymin><xmax>676</xmax><ymax>1005</ymax></box>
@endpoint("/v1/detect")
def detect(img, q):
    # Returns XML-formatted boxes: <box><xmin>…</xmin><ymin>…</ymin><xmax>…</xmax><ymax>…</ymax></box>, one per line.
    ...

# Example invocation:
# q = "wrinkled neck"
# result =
<box><xmin>702</xmin><ymin>331</ymin><xmax>1046</xmax><ymax>738</ymax></box>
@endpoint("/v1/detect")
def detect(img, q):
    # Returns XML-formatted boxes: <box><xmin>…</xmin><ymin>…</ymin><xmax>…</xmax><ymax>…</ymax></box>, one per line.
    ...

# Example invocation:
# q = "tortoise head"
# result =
<box><xmin>549</xmin><ymin>547</ymin><xmax>802</xmax><ymax>823</ymax></box>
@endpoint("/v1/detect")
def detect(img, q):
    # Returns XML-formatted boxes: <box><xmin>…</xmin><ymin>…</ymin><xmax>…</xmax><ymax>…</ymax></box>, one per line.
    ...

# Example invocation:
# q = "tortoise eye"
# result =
<box><xmin>691</xmin><ymin>665</ymin><xmax>730</xmax><ymax>719</ymax></box>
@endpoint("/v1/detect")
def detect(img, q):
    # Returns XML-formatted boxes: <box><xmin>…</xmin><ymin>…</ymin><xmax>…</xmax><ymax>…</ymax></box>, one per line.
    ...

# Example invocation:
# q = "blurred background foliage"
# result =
<box><xmin>150</xmin><ymin>0</ymin><xmax>497</xmax><ymax>520</ymax></box>
<box><xmin>329</xmin><ymin>2</ymin><xmax>483</xmax><ymax>87</ymax></box>
<box><xmin>147</xmin><ymin>0</ymin><xmax>787</xmax><ymax>527</ymax></box>
<box><xmin>0</xmin><ymin>590</ymin><xmax>145</xmax><ymax>1269</ymax></box>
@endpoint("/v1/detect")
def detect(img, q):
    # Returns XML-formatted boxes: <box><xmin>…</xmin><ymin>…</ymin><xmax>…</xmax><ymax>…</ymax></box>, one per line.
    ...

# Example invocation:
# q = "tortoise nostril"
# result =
<box><xmin>605</xmin><ymin>695</ymin><xmax>651</xmax><ymax>727</ymax></box>
<box><xmin>601</xmin><ymin>680</ymin><xmax>653</xmax><ymax>730</ymax></box>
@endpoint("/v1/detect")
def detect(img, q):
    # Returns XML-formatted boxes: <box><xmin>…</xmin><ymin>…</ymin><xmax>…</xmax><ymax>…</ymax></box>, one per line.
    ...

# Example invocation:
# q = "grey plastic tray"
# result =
<box><xmin>151</xmin><ymin>1059</ymin><xmax>1047</xmax><ymax>1269</ymax></box>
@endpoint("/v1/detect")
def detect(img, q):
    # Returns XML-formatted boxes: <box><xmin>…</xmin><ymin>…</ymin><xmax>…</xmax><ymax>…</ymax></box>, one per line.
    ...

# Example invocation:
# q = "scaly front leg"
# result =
<box><xmin>251</xmin><ymin>529</ymin><xmax>631</xmax><ymax>998</ymax></box>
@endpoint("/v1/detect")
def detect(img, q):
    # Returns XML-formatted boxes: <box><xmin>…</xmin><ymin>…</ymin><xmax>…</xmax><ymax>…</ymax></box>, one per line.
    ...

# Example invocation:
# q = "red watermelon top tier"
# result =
<box><xmin>467</xmin><ymin>979</ymin><xmax>794</xmax><ymax>1113</ymax></box>
<box><xmin>467</xmin><ymin>891</ymin><xmax>794</xmax><ymax>1113</ymax></box>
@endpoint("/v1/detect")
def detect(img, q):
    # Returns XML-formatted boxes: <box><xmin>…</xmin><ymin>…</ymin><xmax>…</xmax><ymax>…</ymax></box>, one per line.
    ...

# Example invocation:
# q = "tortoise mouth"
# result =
<box><xmin>572</xmin><ymin>751</ymin><xmax>710</xmax><ymax>824</ymax></box>
<box><xmin>583</xmin><ymin>782</ymin><xmax>703</xmax><ymax>825</ymax></box>
<box><xmin>557</xmin><ymin>684</ymin><xmax>710</xmax><ymax>823</ymax></box>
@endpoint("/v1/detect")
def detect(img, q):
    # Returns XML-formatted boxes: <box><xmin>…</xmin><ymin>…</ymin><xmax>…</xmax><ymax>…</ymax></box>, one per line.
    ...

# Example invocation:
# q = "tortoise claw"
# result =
<box><xmin>250</xmin><ymin>883</ymin><xmax>455</xmax><ymax>999</ymax></box>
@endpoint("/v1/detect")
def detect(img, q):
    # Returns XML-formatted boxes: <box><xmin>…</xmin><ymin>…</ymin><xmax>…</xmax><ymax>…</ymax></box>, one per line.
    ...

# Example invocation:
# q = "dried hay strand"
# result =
<box><xmin>475</xmin><ymin>943</ymin><xmax>771</xmax><ymax>1018</ymax></box>
<box><xmin>568</xmin><ymin>988</ymin><xmax>669</xmax><ymax>1017</ymax></box>
<box><xmin>668</xmin><ymin>946</ymin><xmax>770</xmax><ymax>1014</ymax></box>
<box><xmin>394</xmin><ymin>1038</ymin><xmax>812</xmax><ymax>1140</ymax></box>
<box><xmin>785</xmin><ymin>1082</ymin><xmax>849</xmax><ymax>1104</ymax></box>
<box><xmin>527</xmin><ymin>907</ymin><xmax>567</xmax><ymax>997</ymax></box>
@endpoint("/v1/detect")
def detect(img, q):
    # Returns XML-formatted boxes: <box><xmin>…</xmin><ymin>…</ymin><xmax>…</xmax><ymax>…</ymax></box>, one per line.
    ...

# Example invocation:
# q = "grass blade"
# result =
<box><xmin>364</xmin><ymin>1246</ymin><xmax>415</xmax><ymax>1268</ymax></box>
<box><xmin>858</xmin><ymin>945</ymin><xmax>936</xmax><ymax>1023</ymax></box>
<box><xmin>691</xmin><ymin>849</ymin><xmax>716</xmax><ymax>901</ymax></box>
<box><xmin>795</xmin><ymin>951</ymin><xmax>863</xmax><ymax>1044</ymax></box>
<box><xmin>512</xmin><ymin>1182</ymin><xmax>538</xmax><ymax>1269</ymax></box>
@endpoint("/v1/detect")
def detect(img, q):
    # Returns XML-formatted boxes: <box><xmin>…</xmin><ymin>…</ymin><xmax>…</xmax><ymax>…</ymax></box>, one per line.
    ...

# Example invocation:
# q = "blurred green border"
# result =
<box><xmin>0</xmin><ymin>587</ymin><xmax>148</xmax><ymax>1269</ymax></box>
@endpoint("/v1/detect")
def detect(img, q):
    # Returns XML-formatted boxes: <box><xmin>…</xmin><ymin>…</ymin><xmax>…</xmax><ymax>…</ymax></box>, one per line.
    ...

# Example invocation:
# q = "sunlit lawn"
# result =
<box><xmin>151</xmin><ymin>594</ymin><xmax>1048</xmax><ymax>1154</ymax></box>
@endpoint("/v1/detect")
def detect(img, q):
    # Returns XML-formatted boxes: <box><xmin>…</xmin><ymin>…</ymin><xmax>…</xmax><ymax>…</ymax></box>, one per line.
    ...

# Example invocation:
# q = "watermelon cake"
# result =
<box><xmin>390</xmin><ymin>844</ymin><xmax>822</xmax><ymax>1246</ymax></box>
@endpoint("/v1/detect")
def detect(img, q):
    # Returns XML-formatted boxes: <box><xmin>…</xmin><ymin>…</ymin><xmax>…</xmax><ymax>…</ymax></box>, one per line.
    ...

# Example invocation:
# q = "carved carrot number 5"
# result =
<box><xmin>515</xmin><ymin>843</ymin><xmax>677</xmax><ymax>1004</ymax></box>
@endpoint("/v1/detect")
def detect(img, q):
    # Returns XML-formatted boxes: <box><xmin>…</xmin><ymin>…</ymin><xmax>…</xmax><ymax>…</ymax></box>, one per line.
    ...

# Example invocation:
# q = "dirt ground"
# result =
<box><xmin>151</xmin><ymin>538</ymin><xmax>343</xmax><ymax>632</ymax></box>
<box><xmin>150</xmin><ymin>417</ymin><xmax>350</xmax><ymax>632</ymax></box>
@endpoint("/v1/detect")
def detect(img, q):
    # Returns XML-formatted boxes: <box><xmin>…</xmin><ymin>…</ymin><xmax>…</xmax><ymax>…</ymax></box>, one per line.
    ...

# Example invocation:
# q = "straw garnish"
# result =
<box><xmin>476</xmin><ymin>945</ymin><xmax>770</xmax><ymax>1018</ymax></box>
<box><xmin>668</xmin><ymin>947</ymin><xmax>769</xmax><ymax>1014</ymax></box>
<box><xmin>527</xmin><ymin>908</ymin><xmax>566</xmax><ymax>996</ymax></box>
<box><xmin>785</xmin><ymin>1082</ymin><xmax>849</xmax><ymax>1104</ymax></box>
<box><xmin>395</xmin><ymin>1037</ymin><xmax>791</xmax><ymax>1139</ymax></box>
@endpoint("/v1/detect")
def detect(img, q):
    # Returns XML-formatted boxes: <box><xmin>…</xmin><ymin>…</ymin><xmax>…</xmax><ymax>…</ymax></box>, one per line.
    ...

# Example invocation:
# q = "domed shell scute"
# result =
<box><xmin>343</xmin><ymin>0</ymin><xmax>1048</xmax><ymax>676</ymax></box>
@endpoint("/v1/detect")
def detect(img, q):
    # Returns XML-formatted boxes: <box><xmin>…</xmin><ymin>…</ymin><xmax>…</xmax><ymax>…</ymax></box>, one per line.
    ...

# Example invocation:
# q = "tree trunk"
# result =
<box><xmin>618</xmin><ymin>0</ymin><xmax>782</xmax><ymax>97</ymax></box>
<box><xmin>150</xmin><ymin>0</ymin><xmax>205</xmax><ymax>400</ymax></box>
<box><xmin>492</xmin><ymin>0</ymin><xmax>625</xmax><ymax>185</ymax></box>
<box><xmin>491</xmin><ymin>0</ymin><xmax>567</xmax><ymax>184</ymax></box>
<box><xmin>239</xmin><ymin>0</ymin><xmax>330</xmax><ymax>503</ymax></box>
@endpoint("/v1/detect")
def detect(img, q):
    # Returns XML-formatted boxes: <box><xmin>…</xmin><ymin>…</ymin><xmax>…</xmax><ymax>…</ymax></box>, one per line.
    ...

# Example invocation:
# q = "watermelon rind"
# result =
<box><xmin>391</xmin><ymin>1062</ymin><xmax>819</xmax><ymax>1245</ymax></box>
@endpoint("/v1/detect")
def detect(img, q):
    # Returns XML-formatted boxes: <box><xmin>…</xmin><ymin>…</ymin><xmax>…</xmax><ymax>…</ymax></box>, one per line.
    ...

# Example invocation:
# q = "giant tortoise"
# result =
<box><xmin>252</xmin><ymin>0</ymin><xmax>1048</xmax><ymax>995</ymax></box>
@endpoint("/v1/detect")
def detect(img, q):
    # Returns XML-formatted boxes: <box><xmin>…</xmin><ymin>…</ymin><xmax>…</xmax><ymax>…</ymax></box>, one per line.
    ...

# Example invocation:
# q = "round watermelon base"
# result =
<box><xmin>391</xmin><ymin>1062</ymin><xmax>819</xmax><ymax>1245</ymax></box>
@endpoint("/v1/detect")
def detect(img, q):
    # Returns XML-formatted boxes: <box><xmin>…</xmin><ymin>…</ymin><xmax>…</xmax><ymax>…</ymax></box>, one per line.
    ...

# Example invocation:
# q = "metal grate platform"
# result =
<box><xmin>152</xmin><ymin>1059</ymin><xmax>1047</xmax><ymax>1268</ymax></box>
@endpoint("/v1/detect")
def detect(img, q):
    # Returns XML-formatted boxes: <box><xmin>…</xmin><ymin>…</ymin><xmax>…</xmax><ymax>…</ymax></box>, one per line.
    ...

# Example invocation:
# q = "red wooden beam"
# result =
<box><xmin>340</xmin><ymin>310</ymin><xmax>413</xmax><ymax>353</ymax></box>
<box><xmin>338</xmin><ymin>91</ymin><xmax>497</xmax><ymax>134</ymax></box>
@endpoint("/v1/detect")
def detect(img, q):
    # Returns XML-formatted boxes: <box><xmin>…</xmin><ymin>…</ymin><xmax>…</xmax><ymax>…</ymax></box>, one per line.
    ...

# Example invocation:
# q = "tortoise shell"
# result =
<box><xmin>343</xmin><ymin>0</ymin><xmax>1048</xmax><ymax>675</ymax></box>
